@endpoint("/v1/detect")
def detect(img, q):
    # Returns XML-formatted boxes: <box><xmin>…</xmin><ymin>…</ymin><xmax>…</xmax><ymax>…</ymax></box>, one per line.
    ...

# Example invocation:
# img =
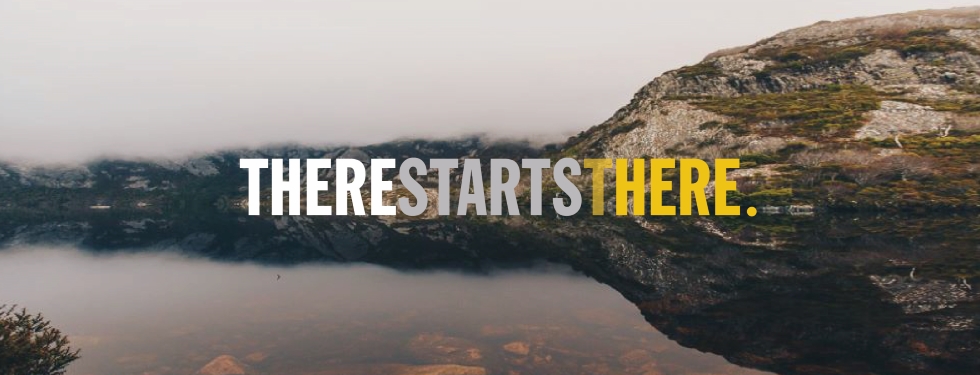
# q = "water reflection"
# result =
<box><xmin>0</xmin><ymin>247</ymin><xmax>770</xmax><ymax>375</ymax></box>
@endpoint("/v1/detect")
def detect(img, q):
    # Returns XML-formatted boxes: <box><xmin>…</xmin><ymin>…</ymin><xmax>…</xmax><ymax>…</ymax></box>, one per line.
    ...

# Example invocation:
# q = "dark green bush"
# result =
<box><xmin>0</xmin><ymin>305</ymin><xmax>79</xmax><ymax>375</ymax></box>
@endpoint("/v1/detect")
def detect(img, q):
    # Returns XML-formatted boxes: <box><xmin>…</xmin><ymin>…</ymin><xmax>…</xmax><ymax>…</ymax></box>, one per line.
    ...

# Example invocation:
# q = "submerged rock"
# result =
<box><xmin>394</xmin><ymin>364</ymin><xmax>487</xmax><ymax>375</ymax></box>
<box><xmin>197</xmin><ymin>355</ymin><xmax>248</xmax><ymax>375</ymax></box>
<box><xmin>502</xmin><ymin>341</ymin><xmax>531</xmax><ymax>356</ymax></box>
<box><xmin>408</xmin><ymin>333</ymin><xmax>484</xmax><ymax>364</ymax></box>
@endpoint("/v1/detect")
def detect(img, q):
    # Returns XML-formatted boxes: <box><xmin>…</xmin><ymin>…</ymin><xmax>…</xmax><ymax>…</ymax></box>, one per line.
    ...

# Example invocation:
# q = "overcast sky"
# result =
<box><xmin>1</xmin><ymin>0</ymin><xmax>976</xmax><ymax>163</ymax></box>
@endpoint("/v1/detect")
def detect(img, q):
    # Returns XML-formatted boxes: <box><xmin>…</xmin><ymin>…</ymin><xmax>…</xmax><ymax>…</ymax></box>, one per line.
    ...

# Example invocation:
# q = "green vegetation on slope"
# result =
<box><xmin>689</xmin><ymin>84</ymin><xmax>881</xmax><ymax>139</ymax></box>
<box><xmin>675</xmin><ymin>62</ymin><xmax>725</xmax><ymax>79</ymax></box>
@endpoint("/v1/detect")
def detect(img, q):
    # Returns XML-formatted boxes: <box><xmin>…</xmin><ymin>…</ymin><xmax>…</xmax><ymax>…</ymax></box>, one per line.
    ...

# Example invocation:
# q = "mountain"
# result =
<box><xmin>567</xmin><ymin>6</ymin><xmax>980</xmax><ymax>211</ymax></box>
<box><xmin>1</xmin><ymin>7</ymin><xmax>980</xmax><ymax>375</ymax></box>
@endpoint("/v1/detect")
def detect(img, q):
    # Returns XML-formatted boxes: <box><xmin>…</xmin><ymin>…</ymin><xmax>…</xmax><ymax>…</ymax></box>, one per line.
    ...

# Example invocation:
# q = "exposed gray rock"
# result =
<box><xmin>601</xmin><ymin>101</ymin><xmax>731</xmax><ymax>160</ymax></box>
<box><xmin>856</xmin><ymin>100</ymin><xmax>951</xmax><ymax>139</ymax></box>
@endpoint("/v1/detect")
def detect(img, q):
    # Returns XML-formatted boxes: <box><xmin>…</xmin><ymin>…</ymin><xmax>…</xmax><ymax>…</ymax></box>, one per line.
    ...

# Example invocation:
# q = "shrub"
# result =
<box><xmin>790</xmin><ymin>149</ymin><xmax>835</xmax><ymax>168</ymax></box>
<box><xmin>0</xmin><ymin>305</ymin><xmax>79</xmax><ymax>375</ymax></box>
<box><xmin>745</xmin><ymin>188</ymin><xmax>794</xmax><ymax>206</ymax></box>
<box><xmin>739</xmin><ymin>153</ymin><xmax>778</xmax><ymax>165</ymax></box>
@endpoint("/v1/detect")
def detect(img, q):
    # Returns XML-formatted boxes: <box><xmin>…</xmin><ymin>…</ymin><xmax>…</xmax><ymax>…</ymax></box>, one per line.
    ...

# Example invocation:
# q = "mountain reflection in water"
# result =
<box><xmin>0</xmin><ymin>248</ymin><xmax>770</xmax><ymax>375</ymax></box>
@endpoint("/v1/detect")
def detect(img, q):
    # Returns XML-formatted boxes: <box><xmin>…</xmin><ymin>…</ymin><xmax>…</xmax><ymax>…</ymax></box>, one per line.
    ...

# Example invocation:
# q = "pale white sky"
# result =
<box><xmin>1</xmin><ymin>0</ymin><xmax>976</xmax><ymax>163</ymax></box>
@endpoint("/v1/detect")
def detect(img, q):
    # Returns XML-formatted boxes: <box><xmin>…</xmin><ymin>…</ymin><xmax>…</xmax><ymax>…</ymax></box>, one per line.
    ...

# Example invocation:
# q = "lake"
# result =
<box><xmin>0</xmin><ymin>246</ymin><xmax>772</xmax><ymax>375</ymax></box>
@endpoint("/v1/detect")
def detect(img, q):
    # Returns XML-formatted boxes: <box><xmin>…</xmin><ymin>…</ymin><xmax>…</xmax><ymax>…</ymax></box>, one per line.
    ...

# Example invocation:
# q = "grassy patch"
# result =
<box><xmin>739</xmin><ymin>153</ymin><xmax>779</xmax><ymax>165</ymax></box>
<box><xmin>869</xmin><ymin>134</ymin><xmax>980</xmax><ymax>163</ymax></box>
<box><xmin>674</xmin><ymin>62</ymin><xmax>724</xmax><ymax>79</ymax></box>
<box><xmin>689</xmin><ymin>84</ymin><xmax>880</xmax><ymax>139</ymax></box>
<box><xmin>608</xmin><ymin>120</ymin><xmax>646</xmax><ymax>137</ymax></box>
<box><xmin>699</xmin><ymin>120</ymin><xmax>751</xmax><ymax>136</ymax></box>
<box><xmin>898</xmin><ymin>98</ymin><xmax>980</xmax><ymax>115</ymax></box>
<box><xmin>953</xmin><ymin>84</ymin><xmax>980</xmax><ymax>95</ymax></box>
<box><xmin>744</xmin><ymin>188</ymin><xmax>795</xmax><ymax>206</ymax></box>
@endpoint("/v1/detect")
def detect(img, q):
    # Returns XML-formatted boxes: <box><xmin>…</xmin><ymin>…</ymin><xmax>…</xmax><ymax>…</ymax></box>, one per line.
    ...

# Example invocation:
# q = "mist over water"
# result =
<box><xmin>0</xmin><ymin>247</ymin><xmax>773</xmax><ymax>375</ymax></box>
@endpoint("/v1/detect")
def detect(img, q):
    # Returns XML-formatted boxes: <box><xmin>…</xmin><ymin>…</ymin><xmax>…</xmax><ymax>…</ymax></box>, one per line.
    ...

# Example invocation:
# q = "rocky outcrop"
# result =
<box><xmin>856</xmin><ymin>100</ymin><xmax>951</xmax><ymax>139</ymax></box>
<box><xmin>562</xmin><ymin>7</ymin><xmax>980</xmax><ymax>213</ymax></box>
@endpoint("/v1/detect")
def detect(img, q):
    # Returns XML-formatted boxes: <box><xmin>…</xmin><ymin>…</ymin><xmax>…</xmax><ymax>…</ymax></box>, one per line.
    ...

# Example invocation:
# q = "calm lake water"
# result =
<box><xmin>0</xmin><ymin>247</ymin><xmax>771</xmax><ymax>375</ymax></box>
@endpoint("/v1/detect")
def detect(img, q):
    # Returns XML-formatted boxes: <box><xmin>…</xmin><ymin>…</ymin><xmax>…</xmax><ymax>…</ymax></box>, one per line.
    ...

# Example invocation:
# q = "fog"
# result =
<box><xmin>1</xmin><ymin>0</ymin><xmax>975</xmax><ymax>163</ymax></box>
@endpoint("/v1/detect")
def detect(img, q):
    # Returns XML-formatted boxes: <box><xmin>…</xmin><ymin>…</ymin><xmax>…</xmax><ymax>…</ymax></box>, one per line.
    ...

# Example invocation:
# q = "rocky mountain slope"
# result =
<box><xmin>2</xmin><ymin>7</ymin><xmax>980</xmax><ymax>375</ymax></box>
<box><xmin>567</xmin><ymin>7</ymin><xmax>980</xmax><ymax>211</ymax></box>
